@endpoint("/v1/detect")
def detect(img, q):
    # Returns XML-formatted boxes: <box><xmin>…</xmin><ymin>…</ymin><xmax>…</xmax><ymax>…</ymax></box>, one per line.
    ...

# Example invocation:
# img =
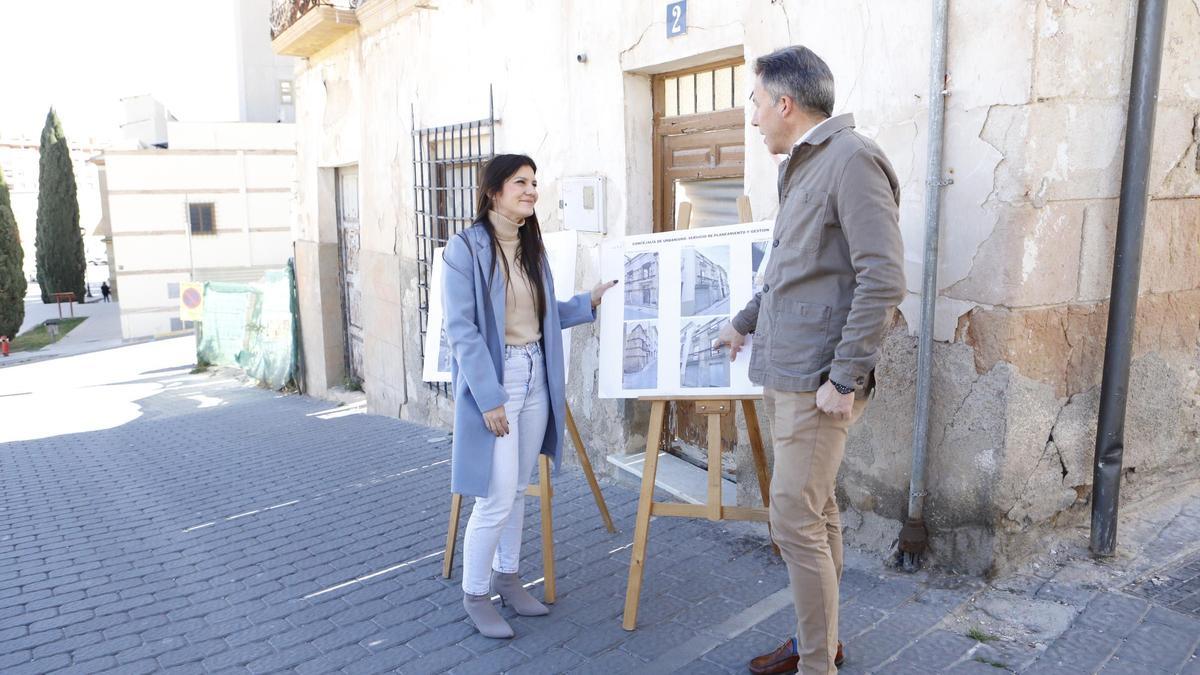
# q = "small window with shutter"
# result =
<box><xmin>188</xmin><ymin>203</ymin><xmax>215</xmax><ymax>234</ymax></box>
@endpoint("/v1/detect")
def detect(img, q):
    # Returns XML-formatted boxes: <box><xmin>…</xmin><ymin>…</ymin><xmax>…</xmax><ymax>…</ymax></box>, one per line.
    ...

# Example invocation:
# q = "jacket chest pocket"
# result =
<box><xmin>777</xmin><ymin>188</ymin><xmax>829</xmax><ymax>253</ymax></box>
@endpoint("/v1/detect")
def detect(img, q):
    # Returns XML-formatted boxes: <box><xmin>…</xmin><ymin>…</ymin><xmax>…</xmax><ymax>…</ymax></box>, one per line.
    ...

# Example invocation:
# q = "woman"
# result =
<box><xmin>442</xmin><ymin>154</ymin><xmax>617</xmax><ymax>639</ymax></box>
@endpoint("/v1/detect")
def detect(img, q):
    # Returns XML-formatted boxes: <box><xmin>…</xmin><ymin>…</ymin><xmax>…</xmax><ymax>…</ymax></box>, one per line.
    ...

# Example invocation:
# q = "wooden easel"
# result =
<box><xmin>621</xmin><ymin>195</ymin><xmax>769</xmax><ymax>630</ymax></box>
<box><xmin>621</xmin><ymin>396</ymin><xmax>770</xmax><ymax>630</ymax></box>
<box><xmin>442</xmin><ymin>404</ymin><xmax>615</xmax><ymax>604</ymax></box>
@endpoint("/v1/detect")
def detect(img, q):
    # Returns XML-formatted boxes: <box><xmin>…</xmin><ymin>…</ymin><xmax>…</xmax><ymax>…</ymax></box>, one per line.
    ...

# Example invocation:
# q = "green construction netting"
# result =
<box><xmin>196</xmin><ymin>264</ymin><xmax>297</xmax><ymax>389</ymax></box>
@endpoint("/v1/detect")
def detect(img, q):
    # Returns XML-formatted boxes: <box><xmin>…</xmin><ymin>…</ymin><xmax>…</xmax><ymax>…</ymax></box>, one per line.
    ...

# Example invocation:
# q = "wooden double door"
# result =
<box><xmin>652</xmin><ymin>58</ymin><xmax>748</xmax><ymax>470</ymax></box>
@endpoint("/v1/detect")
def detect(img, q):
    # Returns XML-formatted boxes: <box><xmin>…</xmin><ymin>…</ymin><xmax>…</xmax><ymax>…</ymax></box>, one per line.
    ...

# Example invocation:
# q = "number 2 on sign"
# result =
<box><xmin>667</xmin><ymin>0</ymin><xmax>687</xmax><ymax>37</ymax></box>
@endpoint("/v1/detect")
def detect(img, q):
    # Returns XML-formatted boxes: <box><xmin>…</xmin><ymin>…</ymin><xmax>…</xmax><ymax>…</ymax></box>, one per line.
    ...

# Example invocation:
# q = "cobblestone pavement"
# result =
<box><xmin>2</xmin><ymin>338</ymin><xmax>1199</xmax><ymax>673</ymax></box>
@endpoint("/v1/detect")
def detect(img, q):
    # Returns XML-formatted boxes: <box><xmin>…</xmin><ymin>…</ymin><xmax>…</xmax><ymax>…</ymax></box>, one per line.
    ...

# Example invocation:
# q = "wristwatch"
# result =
<box><xmin>830</xmin><ymin>379</ymin><xmax>855</xmax><ymax>395</ymax></box>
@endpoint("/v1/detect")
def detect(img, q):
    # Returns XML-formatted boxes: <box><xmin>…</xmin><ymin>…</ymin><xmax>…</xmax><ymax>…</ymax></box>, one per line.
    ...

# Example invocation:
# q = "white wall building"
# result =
<box><xmin>236</xmin><ymin>0</ymin><xmax>297</xmax><ymax>124</ymax></box>
<box><xmin>103</xmin><ymin>122</ymin><xmax>296</xmax><ymax>338</ymax></box>
<box><xmin>94</xmin><ymin>0</ymin><xmax>298</xmax><ymax>339</ymax></box>
<box><xmin>277</xmin><ymin>0</ymin><xmax>1200</xmax><ymax>573</ymax></box>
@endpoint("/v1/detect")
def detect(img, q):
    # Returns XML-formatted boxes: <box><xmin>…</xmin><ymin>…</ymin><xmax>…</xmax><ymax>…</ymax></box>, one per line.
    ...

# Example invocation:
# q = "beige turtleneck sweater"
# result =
<box><xmin>489</xmin><ymin>210</ymin><xmax>542</xmax><ymax>346</ymax></box>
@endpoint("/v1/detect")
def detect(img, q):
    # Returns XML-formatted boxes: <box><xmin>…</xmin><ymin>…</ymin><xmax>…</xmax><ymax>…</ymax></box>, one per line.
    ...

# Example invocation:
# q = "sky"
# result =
<box><xmin>0</xmin><ymin>0</ymin><xmax>244</xmax><ymax>145</ymax></box>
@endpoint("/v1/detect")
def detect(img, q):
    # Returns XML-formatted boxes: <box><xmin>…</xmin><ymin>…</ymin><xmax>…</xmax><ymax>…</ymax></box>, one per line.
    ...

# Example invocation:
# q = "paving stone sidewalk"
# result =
<box><xmin>2</xmin><ymin>341</ymin><xmax>1199</xmax><ymax>673</ymax></box>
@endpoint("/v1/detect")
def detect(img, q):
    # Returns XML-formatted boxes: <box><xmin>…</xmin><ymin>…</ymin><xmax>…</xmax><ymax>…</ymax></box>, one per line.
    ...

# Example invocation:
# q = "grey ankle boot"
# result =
<box><xmin>491</xmin><ymin>570</ymin><xmax>549</xmax><ymax>616</ymax></box>
<box><xmin>463</xmin><ymin>592</ymin><xmax>514</xmax><ymax>639</ymax></box>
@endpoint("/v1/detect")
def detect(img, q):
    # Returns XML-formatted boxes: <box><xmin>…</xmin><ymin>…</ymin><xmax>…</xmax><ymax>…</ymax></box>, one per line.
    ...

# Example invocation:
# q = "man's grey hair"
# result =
<box><xmin>753</xmin><ymin>46</ymin><xmax>835</xmax><ymax>118</ymax></box>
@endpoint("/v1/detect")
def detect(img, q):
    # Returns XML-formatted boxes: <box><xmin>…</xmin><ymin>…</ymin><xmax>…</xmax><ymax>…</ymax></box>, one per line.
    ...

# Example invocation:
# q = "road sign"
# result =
<box><xmin>180</xmin><ymin>282</ymin><xmax>205</xmax><ymax>322</ymax></box>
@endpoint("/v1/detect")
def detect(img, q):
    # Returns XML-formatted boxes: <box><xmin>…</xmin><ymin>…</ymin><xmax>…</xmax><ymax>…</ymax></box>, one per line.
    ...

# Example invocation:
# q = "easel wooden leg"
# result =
<box><xmin>622</xmin><ymin>400</ymin><xmax>666</xmax><ymax>631</ymax></box>
<box><xmin>706</xmin><ymin>411</ymin><xmax>723</xmax><ymax>521</ymax></box>
<box><xmin>537</xmin><ymin>454</ymin><xmax>557</xmax><ymax>604</ymax></box>
<box><xmin>442</xmin><ymin>493</ymin><xmax>463</xmax><ymax>579</ymax></box>
<box><xmin>566</xmin><ymin>405</ymin><xmax>616</xmax><ymax>533</ymax></box>
<box><xmin>741</xmin><ymin>399</ymin><xmax>770</xmax><ymax>508</ymax></box>
<box><xmin>741</xmin><ymin>399</ymin><xmax>780</xmax><ymax>557</ymax></box>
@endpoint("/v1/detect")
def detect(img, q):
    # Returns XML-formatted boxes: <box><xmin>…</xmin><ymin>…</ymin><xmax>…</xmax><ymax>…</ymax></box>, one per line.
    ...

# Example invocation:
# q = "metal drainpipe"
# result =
<box><xmin>898</xmin><ymin>0</ymin><xmax>952</xmax><ymax>572</ymax></box>
<box><xmin>1091</xmin><ymin>0</ymin><xmax>1169</xmax><ymax>557</ymax></box>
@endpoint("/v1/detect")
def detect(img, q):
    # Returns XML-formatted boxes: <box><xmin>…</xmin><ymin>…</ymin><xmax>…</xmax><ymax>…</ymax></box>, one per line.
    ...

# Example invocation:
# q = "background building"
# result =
<box><xmin>101</xmin><ymin>122</ymin><xmax>296</xmax><ymax>338</ymax></box>
<box><xmin>92</xmin><ymin>0</ymin><xmax>297</xmax><ymax>339</ymax></box>
<box><xmin>277</xmin><ymin>0</ymin><xmax>1200</xmax><ymax>574</ymax></box>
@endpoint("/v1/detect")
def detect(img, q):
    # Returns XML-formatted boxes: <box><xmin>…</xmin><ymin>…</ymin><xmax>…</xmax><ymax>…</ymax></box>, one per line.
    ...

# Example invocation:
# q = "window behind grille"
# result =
<box><xmin>188</xmin><ymin>203</ymin><xmax>215</xmax><ymax>234</ymax></box>
<box><xmin>412</xmin><ymin>99</ymin><xmax>496</xmax><ymax>397</ymax></box>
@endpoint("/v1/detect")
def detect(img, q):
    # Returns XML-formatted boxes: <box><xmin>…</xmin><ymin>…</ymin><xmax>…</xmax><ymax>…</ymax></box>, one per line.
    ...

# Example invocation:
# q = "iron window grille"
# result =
<box><xmin>412</xmin><ymin>93</ymin><xmax>496</xmax><ymax>396</ymax></box>
<box><xmin>189</xmin><ymin>203</ymin><xmax>215</xmax><ymax>234</ymax></box>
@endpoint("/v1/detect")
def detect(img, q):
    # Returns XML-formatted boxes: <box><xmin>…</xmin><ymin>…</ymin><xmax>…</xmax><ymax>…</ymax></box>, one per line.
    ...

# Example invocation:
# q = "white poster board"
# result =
<box><xmin>422</xmin><ymin>251</ymin><xmax>454</xmax><ymax>383</ymax></box>
<box><xmin>422</xmin><ymin>230</ymin><xmax>580</xmax><ymax>383</ymax></box>
<box><xmin>598</xmin><ymin>221</ymin><xmax>773</xmax><ymax>399</ymax></box>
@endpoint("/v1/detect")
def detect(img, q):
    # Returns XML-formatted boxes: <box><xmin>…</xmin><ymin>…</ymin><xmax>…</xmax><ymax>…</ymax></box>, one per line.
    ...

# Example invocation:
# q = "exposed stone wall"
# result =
<box><xmin>747</xmin><ymin>0</ymin><xmax>1200</xmax><ymax>574</ymax></box>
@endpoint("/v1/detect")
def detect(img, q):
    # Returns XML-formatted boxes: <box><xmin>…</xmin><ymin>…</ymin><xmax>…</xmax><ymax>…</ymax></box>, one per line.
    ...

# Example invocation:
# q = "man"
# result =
<box><xmin>716</xmin><ymin>46</ymin><xmax>905</xmax><ymax>674</ymax></box>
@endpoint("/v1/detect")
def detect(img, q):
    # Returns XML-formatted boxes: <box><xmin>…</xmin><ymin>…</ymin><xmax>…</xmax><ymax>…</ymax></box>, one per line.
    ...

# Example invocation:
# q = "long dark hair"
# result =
<box><xmin>474</xmin><ymin>154</ymin><xmax>547</xmax><ymax>321</ymax></box>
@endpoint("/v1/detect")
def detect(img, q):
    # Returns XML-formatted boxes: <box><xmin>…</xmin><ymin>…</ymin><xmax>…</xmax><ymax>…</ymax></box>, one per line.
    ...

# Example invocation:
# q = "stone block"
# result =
<box><xmin>1141</xmin><ymin>199</ymin><xmax>1200</xmax><ymax>295</ymax></box>
<box><xmin>1033</xmin><ymin>0</ymin><xmax>1136</xmax><ymax>101</ymax></box>
<box><xmin>1151</xmin><ymin>107</ymin><xmax>1200</xmax><ymax>199</ymax></box>
<box><xmin>1112</xmin><ymin>620</ymin><xmax>1199</xmax><ymax>671</ymax></box>
<box><xmin>1160</xmin><ymin>0</ymin><xmax>1200</xmax><ymax>104</ymax></box>
<box><xmin>995</xmin><ymin>371</ymin><xmax>1067</xmax><ymax>526</ymax></box>
<box><xmin>965</xmin><ymin>289</ymin><xmax>1200</xmax><ymax>399</ymax></box>
<box><xmin>947</xmin><ymin>202</ymin><xmax>1084</xmax><ymax>307</ymax></box>
<box><xmin>984</xmin><ymin>102</ymin><xmax>1127</xmax><ymax>204</ymax></box>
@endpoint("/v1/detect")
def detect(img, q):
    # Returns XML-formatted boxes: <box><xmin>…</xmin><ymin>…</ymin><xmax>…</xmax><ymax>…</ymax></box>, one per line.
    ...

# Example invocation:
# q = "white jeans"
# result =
<box><xmin>461</xmin><ymin>342</ymin><xmax>549</xmax><ymax>595</ymax></box>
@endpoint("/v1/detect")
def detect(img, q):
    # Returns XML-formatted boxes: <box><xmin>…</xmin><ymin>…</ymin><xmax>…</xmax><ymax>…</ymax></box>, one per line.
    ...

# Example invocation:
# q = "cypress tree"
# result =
<box><xmin>34</xmin><ymin>108</ymin><xmax>85</xmax><ymax>304</ymax></box>
<box><xmin>0</xmin><ymin>167</ymin><xmax>27</xmax><ymax>338</ymax></box>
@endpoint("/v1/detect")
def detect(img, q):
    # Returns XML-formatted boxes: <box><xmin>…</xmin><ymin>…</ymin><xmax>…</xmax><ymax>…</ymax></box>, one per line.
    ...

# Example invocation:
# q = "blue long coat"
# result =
<box><xmin>442</xmin><ymin>222</ymin><xmax>595</xmax><ymax>497</ymax></box>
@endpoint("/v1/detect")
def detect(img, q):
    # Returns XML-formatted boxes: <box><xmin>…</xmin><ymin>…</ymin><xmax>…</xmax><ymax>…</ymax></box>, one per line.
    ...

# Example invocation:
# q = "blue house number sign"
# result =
<box><xmin>667</xmin><ymin>1</ymin><xmax>687</xmax><ymax>38</ymax></box>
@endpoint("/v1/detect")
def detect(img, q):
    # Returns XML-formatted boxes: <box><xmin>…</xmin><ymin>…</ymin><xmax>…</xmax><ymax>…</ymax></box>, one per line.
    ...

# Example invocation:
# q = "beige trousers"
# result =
<box><xmin>765</xmin><ymin>388</ymin><xmax>868</xmax><ymax>675</ymax></box>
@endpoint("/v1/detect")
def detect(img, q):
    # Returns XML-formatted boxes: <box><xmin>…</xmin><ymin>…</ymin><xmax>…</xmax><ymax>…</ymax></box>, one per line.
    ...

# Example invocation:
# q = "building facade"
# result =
<box><xmin>624</xmin><ymin>322</ymin><xmax>658</xmax><ymax>376</ymax></box>
<box><xmin>681</xmin><ymin>247</ymin><xmax>730</xmax><ymax>316</ymax></box>
<box><xmin>624</xmin><ymin>252</ymin><xmax>659</xmax><ymax>312</ymax></box>
<box><xmin>278</xmin><ymin>0</ymin><xmax>1200</xmax><ymax>573</ymax></box>
<box><xmin>101</xmin><ymin>123</ymin><xmax>297</xmax><ymax>338</ymax></box>
<box><xmin>680</xmin><ymin>316</ymin><xmax>729</xmax><ymax>388</ymax></box>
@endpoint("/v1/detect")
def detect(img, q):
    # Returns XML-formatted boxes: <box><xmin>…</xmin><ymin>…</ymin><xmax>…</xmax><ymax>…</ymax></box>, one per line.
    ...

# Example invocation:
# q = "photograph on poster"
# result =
<box><xmin>624</xmin><ymin>252</ymin><xmax>659</xmax><ymax>320</ymax></box>
<box><xmin>437</xmin><ymin>326</ymin><xmax>452</xmax><ymax>373</ymax></box>
<box><xmin>623</xmin><ymin>321</ymin><xmax>658</xmax><ymax>389</ymax></box>
<box><xmin>681</xmin><ymin>245</ymin><xmax>730</xmax><ymax>316</ymax></box>
<box><xmin>751</xmin><ymin>241</ymin><xmax>769</xmax><ymax>295</ymax></box>
<box><xmin>598</xmin><ymin>220</ymin><xmax>773</xmax><ymax>398</ymax></box>
<box><xmin>422</xmin><ymin>251</ymin><xmax>452</xmax><ymax>383</ymax></box>
<box><xmin>680</xmin><ymin>317</ymin><xmax>730</xmax><ymax>388</ymax></box>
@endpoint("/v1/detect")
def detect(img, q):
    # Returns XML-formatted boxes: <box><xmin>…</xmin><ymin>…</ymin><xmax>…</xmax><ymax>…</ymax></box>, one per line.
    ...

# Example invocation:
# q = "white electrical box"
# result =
<box><xmin>560</xmin><ymin>176</ymin><xmax>606</xmax><ymax>234</ymax></box>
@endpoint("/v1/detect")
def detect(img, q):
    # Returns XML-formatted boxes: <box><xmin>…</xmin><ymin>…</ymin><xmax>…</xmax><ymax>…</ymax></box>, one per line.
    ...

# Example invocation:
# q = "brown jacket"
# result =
<box><xmin>732</xmin><ymin>113</ymin><xmax>905</xmax><ymax>392</ymax></box>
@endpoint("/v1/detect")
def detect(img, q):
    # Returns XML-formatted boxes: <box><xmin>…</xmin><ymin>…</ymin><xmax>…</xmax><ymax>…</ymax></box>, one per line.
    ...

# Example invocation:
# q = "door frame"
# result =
<box><xmin>334</xmin><ymin>164</ymin><xmax>362</xmax><ymax>385</ymax></box>
<box><xmin>651</xmin><ymin>56</ymin><xmax>746</xmax><ymax>232</ymax></box>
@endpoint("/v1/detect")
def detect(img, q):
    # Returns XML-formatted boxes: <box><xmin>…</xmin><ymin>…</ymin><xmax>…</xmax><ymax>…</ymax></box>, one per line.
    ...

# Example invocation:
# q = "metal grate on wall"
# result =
<box><xmin>411</xmin><ymin>94</ymin><xmax>495</xmax><ymax>396</ymax></box>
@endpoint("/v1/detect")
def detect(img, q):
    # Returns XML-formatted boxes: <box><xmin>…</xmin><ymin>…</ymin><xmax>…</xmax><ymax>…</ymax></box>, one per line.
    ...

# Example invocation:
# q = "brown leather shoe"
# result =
<box><xmin>748</xmin><ymin>638</ymin><xmax>797</xmax><ymax>675</ymax></box>
<box><xmin>748</xmin><ymin>639</ymin><xmax>845</xmax><ymax>674</ymax></box>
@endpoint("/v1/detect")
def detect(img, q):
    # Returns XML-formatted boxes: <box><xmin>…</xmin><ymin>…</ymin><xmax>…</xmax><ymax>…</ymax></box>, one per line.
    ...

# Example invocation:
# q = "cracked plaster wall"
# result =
<box><xmin>287</xmin><ymin>0</ymin><xmax>1200</xmax><ymax>573</ymax></box>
